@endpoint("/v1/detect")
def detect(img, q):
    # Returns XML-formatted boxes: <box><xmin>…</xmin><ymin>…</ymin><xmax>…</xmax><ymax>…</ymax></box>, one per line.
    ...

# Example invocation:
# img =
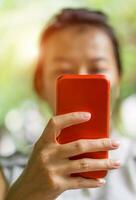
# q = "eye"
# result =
<box><xmin>97</xmin><ymin>68</ymin><xmax>109</xmax><ymax>73</ymax></box>
<box><xmin>59</xmin><ymin>69</ymin><xmax>74</xmax><ymax>74</ymax></box>
<box><xmin>54</xmin><ymin>68</ymin><xmax>75</xmax><ymax>77</ymax></box>
<box><xmin>89</xmin><ymin>67</ymin><xmax>109</xmax><ymax>74</ymax></box>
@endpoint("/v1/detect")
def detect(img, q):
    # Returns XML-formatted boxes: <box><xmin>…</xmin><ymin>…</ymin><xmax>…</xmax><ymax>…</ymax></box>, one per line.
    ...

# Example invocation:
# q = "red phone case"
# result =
<box><xmin>56</xmin><ymin>74</ymin><xmax>110</xmax><ymax>179</ymax></box>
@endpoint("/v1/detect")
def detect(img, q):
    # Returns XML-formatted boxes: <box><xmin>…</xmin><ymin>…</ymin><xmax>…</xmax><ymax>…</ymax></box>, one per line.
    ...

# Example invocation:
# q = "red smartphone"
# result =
<box><xmin>56</xmin><ymin>74</ymin><xmax>110</xmax><ymax>179</ymax></box>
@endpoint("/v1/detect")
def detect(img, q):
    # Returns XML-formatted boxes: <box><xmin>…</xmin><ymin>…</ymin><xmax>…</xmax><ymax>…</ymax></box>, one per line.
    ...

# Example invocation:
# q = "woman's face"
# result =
<box><xmin>41</xmin><ymin>25</ymin><xmax>120</xmax><ymax>113</ymax></box>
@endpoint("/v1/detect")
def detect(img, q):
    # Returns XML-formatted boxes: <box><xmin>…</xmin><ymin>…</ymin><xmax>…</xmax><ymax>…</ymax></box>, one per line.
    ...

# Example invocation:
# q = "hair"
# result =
<box><xmin>34</xmin><ymin>8</ymin><xmax>122</xmax><ymax>97</ymax></box>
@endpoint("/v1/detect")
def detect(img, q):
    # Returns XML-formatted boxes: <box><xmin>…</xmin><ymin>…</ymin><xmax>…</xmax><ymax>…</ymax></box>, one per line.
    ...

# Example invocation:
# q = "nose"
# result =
<box><xmin>78</xmin><ymin>66</ymin><xmax>89</xmax><ymax>75</ymax></box>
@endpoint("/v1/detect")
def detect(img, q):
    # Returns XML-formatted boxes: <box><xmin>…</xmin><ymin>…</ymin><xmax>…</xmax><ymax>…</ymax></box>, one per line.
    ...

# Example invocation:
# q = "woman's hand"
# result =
<box><xmin>6</xmin><ymin>112</ymin><xmax>120</xmax><ymax>200</ymax></box>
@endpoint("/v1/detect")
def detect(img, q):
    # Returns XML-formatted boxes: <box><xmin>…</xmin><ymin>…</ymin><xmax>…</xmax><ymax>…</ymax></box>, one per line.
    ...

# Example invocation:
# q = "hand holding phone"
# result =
<box><xmin>56</xmin><ymin>74</ymin><xmax>110</xmax><ymax>179</ymax></box>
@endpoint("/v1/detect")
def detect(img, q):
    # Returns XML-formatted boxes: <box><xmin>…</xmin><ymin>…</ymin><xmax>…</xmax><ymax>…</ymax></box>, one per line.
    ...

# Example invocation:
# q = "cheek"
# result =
<box><xmin>43</xmin><ymin>67</ymin><xmax>54</xmax><ymax>89</ymax></box>
<box><xmin>44</xmin><ymin>77</ymin><xmax>55</xmax><ymax>96</ymax></box>
<box><xmin>110</xmin><ymin>84</ymin><xmax>120</xmax><ymax>115</ymax></box>
<box><xmin>109</xmin><ymin>74</ymin><xmax>120</xmax><ymax>114</ymax></box>
<box><xmin>106</xmin><ymin>65</ymin><xmax>119</xmax><ymax>87</ymax></box>
<box><xmin>42</xmin><ymin>77</ymin><xmax>56</xmax><ymax>111</ymax></box>
<box><xmin>107</xmin><ymin>73</ymin><xmax>116</xmax><ymax>87</ymax></box>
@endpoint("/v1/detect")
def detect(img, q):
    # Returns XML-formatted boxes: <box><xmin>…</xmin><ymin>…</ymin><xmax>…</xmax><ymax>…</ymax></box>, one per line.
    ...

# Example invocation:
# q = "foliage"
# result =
<box><xmin>0</xmin><ymin>0</ymin><xmax>136</xmax><ymax>126</ymax></box>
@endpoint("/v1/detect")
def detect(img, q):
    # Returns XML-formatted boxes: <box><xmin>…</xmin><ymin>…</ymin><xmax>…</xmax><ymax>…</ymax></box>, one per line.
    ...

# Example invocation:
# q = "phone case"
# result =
<box><xmin>56</xmin><ymin>74</ymin><xmax>110</xmax><ymax>179</ymax></box>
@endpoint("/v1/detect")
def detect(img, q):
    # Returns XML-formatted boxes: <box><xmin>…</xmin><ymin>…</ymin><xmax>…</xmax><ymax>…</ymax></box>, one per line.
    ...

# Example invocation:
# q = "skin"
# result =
<box><xmin>0</xmin><ymin>169</ymin><xmax>8</xmax><ymax>200</ymax></box>
<box><xmin>3</xmin><ymin>24</ymin><xmax>121</xmax><ymax>200</ymax></box>
<box><xmin>42</xmin><ymin>25</ymin><xmax>119</xmax><ymax>112</ymax></box>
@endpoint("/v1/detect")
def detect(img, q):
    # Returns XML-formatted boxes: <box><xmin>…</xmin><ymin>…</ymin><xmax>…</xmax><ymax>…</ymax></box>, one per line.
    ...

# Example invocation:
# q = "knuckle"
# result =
<box><xmin>88</xmin><ymin>139</ymin><xmax>96</xmax><ymax>147</ymax></box>
<box><xmin>76</xmin><ymin>178</ymin><xmax>82</xmax><ymax>187</ymax></box>
<box><xmin>55</xmin><ymin>144</ymin><xmax>62</xmax><ymax>156</ymax></box>
<box><xmin>108</xmin><ymin>159</ymin><xmax>115</xmax><ymax>168</ymax></box>
<box><xmin>39</xmin><ymin>150</ymin><xmax>50</xmax><ymax>164</ymax></box>
<box><xmin>102</xmin><ymin>139</ymin><xmax>109</xmax><ymax>148</ymax></box>
<box><xmin>48</xmin><ymin>175</ymin><xmax>62</xmax><ymax>192</ymax></box>
<box><xmin>46</xmin><ymin>166</ymin><xmax>56</xmax><ymax>176</ymax></box>
<box><xmin>70</xmin><ymin>112</ymin><xmax>77</xmax><ymax>119</ymax></box>
<box><xmin>75</xmin><ymin>178</ymin><xmax>92</xmax><ymax>188</ymax></box>
<box><xmin>79</xmin><ymin>159</ymin><xmax>89</xmax><ymax>170</ymax></box>
<box><xmin>49</xmin><ymin>117</ymin><xmax>58</xmax><ymax>129</ymax></box>
<box><xmin>104</xmin><ymin>160</ymin><xmax>110</xmax><ymax>169</ymax></box>
<box><xmin>74</xmin><ymin>140</ymin><xmax>85</xmax><ymax>152</ymax></box>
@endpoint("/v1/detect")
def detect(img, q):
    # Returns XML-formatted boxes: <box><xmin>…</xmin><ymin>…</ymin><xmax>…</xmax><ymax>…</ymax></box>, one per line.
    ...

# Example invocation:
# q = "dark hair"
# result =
<box><xmin>34</xmin><ymin>8</ymin><xmax>122</xmax><ymax>96</ymax></box>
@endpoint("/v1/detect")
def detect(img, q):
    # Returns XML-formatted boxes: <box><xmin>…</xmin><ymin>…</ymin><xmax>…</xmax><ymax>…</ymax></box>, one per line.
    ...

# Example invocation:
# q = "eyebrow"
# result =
<box><xmin>53</xmin><ymin>57</ymin><xmax>73</xmax><ymax>62</ymax></box>
<box><xmin>53</xmin><ymin>56</ymin><xmax>108</xmax><ymax>64</ymax></box>
<box><xmin>91</xmin><ymin>57</ymin><xmax>108</xmax><ymax>63</ymax></box>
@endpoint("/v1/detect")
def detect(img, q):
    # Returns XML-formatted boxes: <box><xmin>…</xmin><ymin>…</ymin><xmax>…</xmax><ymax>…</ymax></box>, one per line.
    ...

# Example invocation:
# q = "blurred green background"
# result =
<box><xmin>0</xmin><ymin>0</ymin><xmax>136</xmax><ymax>127</ymax></box>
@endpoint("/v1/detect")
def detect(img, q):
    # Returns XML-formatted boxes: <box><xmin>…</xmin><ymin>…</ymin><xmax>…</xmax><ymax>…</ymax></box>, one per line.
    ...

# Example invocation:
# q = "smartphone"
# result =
<box><xmin>56</xmin><ymin>74</ymin><xmax>110</xmax><ymax>179</ymax></box>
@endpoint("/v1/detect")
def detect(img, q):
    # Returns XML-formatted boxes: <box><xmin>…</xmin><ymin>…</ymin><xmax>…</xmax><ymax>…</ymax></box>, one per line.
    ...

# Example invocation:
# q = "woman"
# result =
<box><xmin>1</xmin><ymin>8</ymin><xmax>136</xmax><ymax>200</ymax></box>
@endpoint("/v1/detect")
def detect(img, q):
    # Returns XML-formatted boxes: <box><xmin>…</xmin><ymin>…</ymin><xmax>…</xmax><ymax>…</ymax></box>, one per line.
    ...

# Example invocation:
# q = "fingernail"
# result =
<box><xmin>111</xmin><ymin>140</ymin><xmax>120</xmax><ymax>148</ymax></box>
<box><xmin>97</xmin><ymin>179</ymin><xmax>106</xmax><ymax>186</ymax></box>
<box><xmin>81</xmin><ymin>112</ymin><xmax>91</xmax><ymax>120</ymax></box>
<box><xmin>111</xmin><ymin>160</ymin><xmax>121</xmax><ymax>167</ymax></box>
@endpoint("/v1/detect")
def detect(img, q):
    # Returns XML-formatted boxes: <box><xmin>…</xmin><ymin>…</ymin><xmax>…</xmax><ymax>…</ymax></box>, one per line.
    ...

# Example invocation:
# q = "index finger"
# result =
<box><xmin>42</xmin><ymin>112</ymin><xmax>91</xmax><ymax>143</ymax></box>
